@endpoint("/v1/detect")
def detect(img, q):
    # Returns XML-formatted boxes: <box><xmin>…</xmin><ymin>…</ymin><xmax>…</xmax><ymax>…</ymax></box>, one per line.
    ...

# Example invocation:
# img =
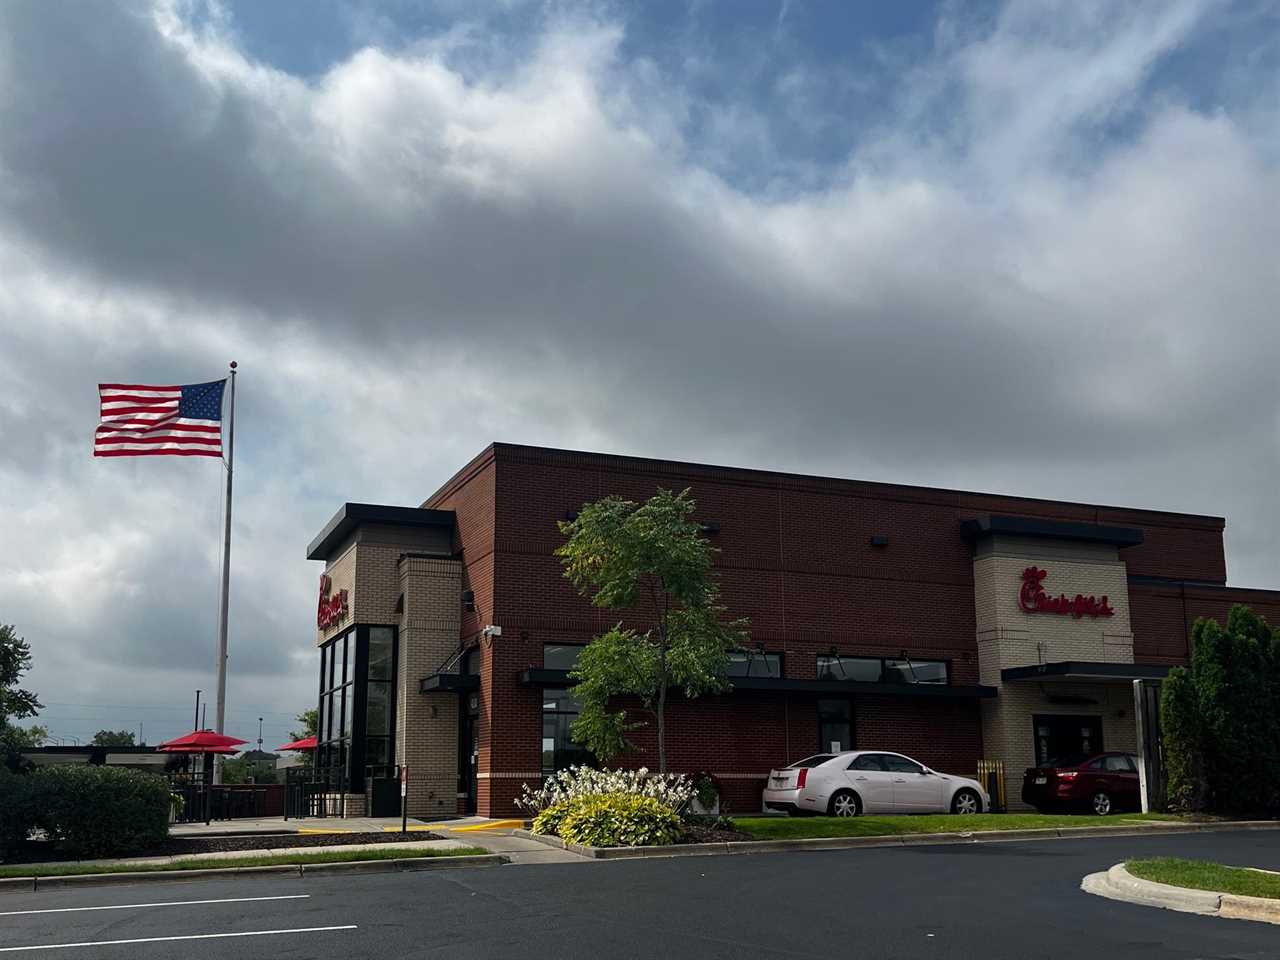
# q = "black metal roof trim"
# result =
<box><xmin>307</xmin><ymin>502</ymin><xmax>455</xmax><ymax>560</ymax></box>
<box><xmin>1001</xmin><ymin>661</ymin><xmax>1171</xmax><ymax>682</ymax></box>
<box><xmin>519</xmin><ymin>669</ymin><xmax>996</xmax><ymax>699</ymax></box>
<box><xmin>960</xmin><ymin>515</ymin><xmax>1144</xmax><ymax>548</ymax></box>
<box><xmin>419</xmin><ymin>673</ymin><xmax>481</xmax><ymax>694</ymax></box>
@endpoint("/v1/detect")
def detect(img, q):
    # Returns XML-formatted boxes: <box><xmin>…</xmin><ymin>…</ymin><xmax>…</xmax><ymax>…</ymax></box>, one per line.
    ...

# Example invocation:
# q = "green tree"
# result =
<box><xmin>1160</xmin><ymin>666</ymin><xmax>1202</xmax><ymax>811</ymax></box>
<box><xmin>12</xmin><ymin>725</ymin><xmax>48</xmax><ymax>748</ymax></box>
<box><xmin>1162</xmin><ymin>605</ymin><xmax>1280</xmax><ymax>815</ymax></box>
<box><xmin>0</xmin><ymin>624</ymin><xmax>41</xmax><ymax>771</ymax></box>
<box><xmin>556</xmin><ymin>488</ymin><xmax>749</xmax><ymax>772</ymax></box>
<box><xmin>290</xmin><ymin>709</ymin><xmax>317</xmax><ymax>741</ymax></box>
<box><xmin>91</xmin><ymin>730</ymin><xmax>136</xmax><ymax>747</ymax></box>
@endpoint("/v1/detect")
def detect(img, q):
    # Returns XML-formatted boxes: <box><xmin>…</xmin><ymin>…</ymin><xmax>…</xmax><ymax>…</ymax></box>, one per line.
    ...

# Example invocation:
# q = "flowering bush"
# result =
<box><xmin>515</xmin><ymin>765</ymin><xmax>694</xmax><ymax>814</ymax></box>
<box><xmin>530</xmin><ymin>802</ymin><xmax>572</xmax><ymax>837</ymax></box>
<box><xmin>558</xmin><ymin>795</ymin><xmax>684</xmax><ymax>847</ymax></box>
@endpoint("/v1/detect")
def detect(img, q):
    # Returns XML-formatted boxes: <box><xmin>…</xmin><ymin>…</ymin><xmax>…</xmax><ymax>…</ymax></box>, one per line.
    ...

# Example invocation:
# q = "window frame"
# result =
<box><xmin>315</xmin><ymin>624</ymin><xmax>399</xmax><ymax>793</ymax></box>
<box><xmin>724</xmin><ymin>650</ymin><xmax>784</xmax><ymax>679</ymax></box>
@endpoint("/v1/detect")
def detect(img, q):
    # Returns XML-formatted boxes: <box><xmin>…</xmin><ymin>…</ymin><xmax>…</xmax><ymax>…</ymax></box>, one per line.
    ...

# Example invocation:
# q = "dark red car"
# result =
<box><xmin>1021</xmin><ymin>752</ymin><xmax>1140</xmax><ymax>815</ymax></box>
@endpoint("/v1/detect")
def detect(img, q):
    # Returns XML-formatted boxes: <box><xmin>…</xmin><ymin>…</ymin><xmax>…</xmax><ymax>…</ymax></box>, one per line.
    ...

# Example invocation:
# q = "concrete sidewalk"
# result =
<box><xmin>168</xmin><ymin>816</ymin><xmax>584</xmax><ymax>865</ymax></box>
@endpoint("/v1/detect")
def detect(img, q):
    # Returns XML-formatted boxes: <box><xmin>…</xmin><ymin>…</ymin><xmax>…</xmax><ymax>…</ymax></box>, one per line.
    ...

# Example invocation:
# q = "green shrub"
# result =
<box><xmin>31</xmin><ymin>765</ymin><xmax>170</xmax><ymax>857</ymax></box>
<box><xmin>558</xmin><ymin>794</ymin><xmax>683</xmax><ymax>848</ymax></box>
<box><xmin>531</xmin><ymin>801</ymin><xmax>572</xmax><ymax>837</ymax></box>
<box><xmin>0</xmin><ymin>767</ymin><xmax>33</xmax><ymax>858</ymax></box>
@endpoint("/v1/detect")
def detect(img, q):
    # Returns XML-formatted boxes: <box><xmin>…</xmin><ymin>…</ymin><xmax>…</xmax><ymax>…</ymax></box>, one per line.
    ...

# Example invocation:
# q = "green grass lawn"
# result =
<box><xmin>0</xmin><ymin>846</ymin><xmax>489</xmax><ymax>879</ymax></box>
<box><xmin>731</xmin><ymin>812</ymin><xmax>1183</xmax><ymax>841</ymax></box>
<box><xmin>1128</xmin><ymin>858</ymin><xmax>1280</xmax><ymax>899</ymax></box>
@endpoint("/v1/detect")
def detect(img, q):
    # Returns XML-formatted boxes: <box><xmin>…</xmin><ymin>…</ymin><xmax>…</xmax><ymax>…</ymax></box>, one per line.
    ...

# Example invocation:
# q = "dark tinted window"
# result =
<box><xmin>880</xmin><ymin>755</ymin><xmax>925</xmax><ymax>774</ymax></box>
<box><xmin>544</xmin><ymin>644</ymin><xmax>586</xmax><ymax>671</ymax></box>
<box><xmin>725</xmin><ymin>651</ymin><xmax>782</xmax><ymax>678</ymax></box>
<box><xmin>789</xmin><ymin>755</ymin><xmax>835</xmax><ymax>769</ymax></box>
<box><xmin>818</xmin><ymin>698</ymin><xmax>852</xmax><ymax>753</ymax></box>
<box><xmin>848</xmin><ymin>754</ymin><xmax>886</xmax><ymax>771</ymax></box>
<box><xmin>882</xmin><ymin>659</ymin><xmax>948</xmax><ymax>684</ymax></box>
<box><xmin>817</xmin><ymin>656</ymin><xmax>881</xmax><ymax>682</ymax></box>
<box><xmin>1086</xmin><ymin>758</ymin><xmax>1105</xmax><ymax>770</ymax></box>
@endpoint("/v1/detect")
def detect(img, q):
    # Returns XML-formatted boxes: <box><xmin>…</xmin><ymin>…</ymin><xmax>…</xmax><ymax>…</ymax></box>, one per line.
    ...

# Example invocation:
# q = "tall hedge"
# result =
<box><xmin>31</xmin><ymin>765</ymin><xmax>170</xmax><ymax>857</ymax></box>
<box><xmin>0</xmin><ymin>767</ymin><xmax>32</xmax><ymax>858</ymax></box>
<box><xmin>1162</xmin><ymin>604</ymin><xmax>1280</xmax><ymax>815</ymax></box>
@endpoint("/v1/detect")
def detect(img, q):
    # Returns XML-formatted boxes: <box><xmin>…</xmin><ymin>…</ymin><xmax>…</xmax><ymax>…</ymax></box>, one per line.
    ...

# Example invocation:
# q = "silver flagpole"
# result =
<box><xmin>213</xmin><ymin>361</ymin><xmax>237</xmax><ymax>784</ymax></box>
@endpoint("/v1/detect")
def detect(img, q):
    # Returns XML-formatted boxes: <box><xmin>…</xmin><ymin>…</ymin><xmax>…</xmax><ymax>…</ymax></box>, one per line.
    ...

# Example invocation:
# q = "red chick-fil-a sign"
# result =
<box><xmin>1018</xmin><ymin>566</ymin><xmax>1115</xmax><ymax>619</ymax></box>
<box><xmin>317</xmin><ymin>573</ymin><xmax>349</xmax><ymax>629</ymax></box>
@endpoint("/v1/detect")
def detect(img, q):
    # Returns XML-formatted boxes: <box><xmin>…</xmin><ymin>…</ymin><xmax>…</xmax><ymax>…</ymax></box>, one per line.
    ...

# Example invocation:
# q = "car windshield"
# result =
<box><xmin>788</xmin><ymin>755</ymin><xmax>835</xmax><ymax>768</ymax></box>
<box><xmin>1046</xmin><ymin>753</ymin><xmax>1093</xmax><ymax>768</ymax></box>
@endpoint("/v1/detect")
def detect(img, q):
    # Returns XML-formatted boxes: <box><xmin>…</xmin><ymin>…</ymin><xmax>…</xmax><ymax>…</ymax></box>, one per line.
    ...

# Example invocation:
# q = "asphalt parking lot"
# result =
<box><xmin>1</xmin><ymin>830</ymin><xmax>1277</xmax><ymax>958</ymax></box>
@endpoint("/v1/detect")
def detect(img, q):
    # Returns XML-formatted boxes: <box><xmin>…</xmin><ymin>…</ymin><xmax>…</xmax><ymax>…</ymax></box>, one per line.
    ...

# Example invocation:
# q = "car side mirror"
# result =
<box><xmin>919</xmin><ymin>769</ymin><xmax>933</xmax><ymax>776</ymax></box>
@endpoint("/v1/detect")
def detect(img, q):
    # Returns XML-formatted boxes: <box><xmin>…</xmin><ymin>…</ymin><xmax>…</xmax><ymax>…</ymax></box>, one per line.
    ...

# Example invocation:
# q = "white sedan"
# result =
<box><xmin>762</xmin><ymin>750</ymin><xmax>989</xmax><ymax>816</ymax></box>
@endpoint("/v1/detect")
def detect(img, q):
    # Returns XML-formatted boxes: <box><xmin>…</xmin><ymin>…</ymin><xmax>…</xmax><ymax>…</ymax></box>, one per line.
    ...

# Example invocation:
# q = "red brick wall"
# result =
<box><xmin>1132</xmin><ymin>581</ymin><xmax>1280</xmax><ymax>665</ymax></box>
<box><xmin>419</xmin><ymin>443</ymin><xmax>1273</xmax><ymax>816</ymax></box>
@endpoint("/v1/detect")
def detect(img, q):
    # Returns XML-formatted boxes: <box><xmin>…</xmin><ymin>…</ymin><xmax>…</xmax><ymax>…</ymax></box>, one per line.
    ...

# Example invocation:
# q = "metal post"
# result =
<box><xmin>193</xmin><ymin>689</ymin><xmax>201</xmax><ymax>731</ymax></box>
<box><xmin>401</xmin><ymin>764</ymin><xmax>408</xmax><ymax>833</ymax></box>
<box><xmin>213</xmin><ymin>362</ymin><xmax>237</xmax><ymax>783</ymax></box>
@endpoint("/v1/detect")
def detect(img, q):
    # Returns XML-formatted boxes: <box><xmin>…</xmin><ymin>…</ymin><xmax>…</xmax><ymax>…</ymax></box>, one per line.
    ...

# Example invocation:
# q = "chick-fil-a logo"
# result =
<box><xmin>317</xmin><ymin>573</ymin><xmax>349</xmax><ymax>629</ymax></box>
<box><xmin>1018</xmin><ymin>566</ymin><xmax>1115</xmax><ymax>619</ymax></box>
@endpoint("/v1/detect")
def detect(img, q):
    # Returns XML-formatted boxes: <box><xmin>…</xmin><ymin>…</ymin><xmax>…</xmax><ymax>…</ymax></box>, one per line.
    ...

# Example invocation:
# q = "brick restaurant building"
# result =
<box><xmin>305</xmin><ymin>443</ymin><xmax>1280</xmax><ymax>818</ymax></box>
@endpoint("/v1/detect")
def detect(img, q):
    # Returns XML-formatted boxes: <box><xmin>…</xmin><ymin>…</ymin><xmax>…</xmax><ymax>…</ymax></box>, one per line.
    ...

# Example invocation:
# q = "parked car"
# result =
<box><xmin>762</xmin><ymin>750</ymin><xmax>989</xmax><ymax>816</ymax></box>
<box><xmin>1021</xmin><ymin>752</ymin><xmax>1140</xmax><ymax>815</ymax></box>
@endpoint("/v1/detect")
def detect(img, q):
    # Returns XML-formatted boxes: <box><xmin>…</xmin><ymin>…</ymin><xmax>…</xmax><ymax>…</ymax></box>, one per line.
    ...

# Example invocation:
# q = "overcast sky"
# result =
<box><xmin>1</xmin><ymin>0</ymin><xmax>1278</xmax><ymax>749</ymax></box>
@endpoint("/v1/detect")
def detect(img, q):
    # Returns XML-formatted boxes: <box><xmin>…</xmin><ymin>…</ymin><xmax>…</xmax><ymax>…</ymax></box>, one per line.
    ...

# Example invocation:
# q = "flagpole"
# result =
<box><xmin>213</xmin><ymin>361</ymin><xmax>237</xmax><ymax>784</ymax></box>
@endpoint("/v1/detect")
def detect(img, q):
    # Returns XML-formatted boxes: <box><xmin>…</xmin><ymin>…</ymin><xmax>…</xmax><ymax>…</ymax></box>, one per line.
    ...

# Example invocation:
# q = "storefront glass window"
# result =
<box><xmin>725</xmin><ymin>651</ymin><xmax>782</xmax><ymax>678</ymax></box>
<box><xmin>315</xmin><ymin>625</ymin><xmax>398</xmax><ymax>792</ymax></box>
<box><xmin>542</xmin><ymin>687</ymin><xmax>593</xmax><ymax>775</ymax></box>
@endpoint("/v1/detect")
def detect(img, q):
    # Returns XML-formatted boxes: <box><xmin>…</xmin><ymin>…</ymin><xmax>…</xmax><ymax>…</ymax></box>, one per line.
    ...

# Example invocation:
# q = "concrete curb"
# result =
<box><xmin>514</xmin><ymin>820</ymin><xmax>1280</xmax><ymax>861</ymax></box>
<box><xmin>1081</xmin><ymin>862</ymin><xmax>1280</xmax><ymax>925</ymax></box>
<box><xmin>0</xmin><ymin>854</ymin><xmax>509</xmax><ymax>893</ymax></box>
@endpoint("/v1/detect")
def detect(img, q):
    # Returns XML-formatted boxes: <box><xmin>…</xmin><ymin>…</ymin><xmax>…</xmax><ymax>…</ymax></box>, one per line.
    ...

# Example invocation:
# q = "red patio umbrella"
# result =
<box><xmin>275</xmin><ymin>735</ymin><xmax>317</xmax><ymax>751</ymax></box>
<box><xmin>157</xmin><ymin>729</ymin><xmax>249</xmax><ymax>753</ymax></box>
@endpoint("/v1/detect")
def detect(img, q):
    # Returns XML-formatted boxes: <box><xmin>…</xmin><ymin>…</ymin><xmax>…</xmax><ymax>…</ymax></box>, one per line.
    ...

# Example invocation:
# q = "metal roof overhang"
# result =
<box><xmin>959</xmin><ymin>515</ymin><xmax>1144</xmax><ymax>548</ymax></box>
<box><xmin>519</xmin><ymin>669</ymin><xmax>996</xmax><ymax>699</ymax></box>
<box><xmin>307</xmin><ymin>502</ymin><xmax>456</xmax><ymax>561</ymax></box>
<box><xmin>1001</xmin><ymin>661</ymin><xmax>1171</xmax><ymax>683</ymax></box>
<box><xmin>420</xmin><ymin>673</ymin><xmax>481</xmax><ymax>694</ymax></box>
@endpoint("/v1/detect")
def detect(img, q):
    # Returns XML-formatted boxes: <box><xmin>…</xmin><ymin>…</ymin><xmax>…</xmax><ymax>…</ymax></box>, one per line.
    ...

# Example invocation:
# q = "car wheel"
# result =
<box><xmin>951</xmin><ymin>788</ymin><xmax>981</xmax><ymax>815</ymax></box>
<box><xmin>829</xmin><ymin>790</ymin><xmax>861</xmax><ymax>817</ymax></box>
<box><xmin>1091</xmin><ymin>791</ymin><xmax>1113</xmax><ymax>816</ymax></box>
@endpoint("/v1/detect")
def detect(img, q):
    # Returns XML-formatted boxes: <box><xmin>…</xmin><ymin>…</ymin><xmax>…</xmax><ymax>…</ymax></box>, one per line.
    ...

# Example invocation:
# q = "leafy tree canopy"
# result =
<box><xmin>0</xmin><ymin>623</ymin><xmax>41</xmax><ymax>771</ymax></box>
<box><xmin>91</xmin><ymin>730</ymin><xmax>136</xmax><ymax>747</ymax></box>
<box><xmin>556</xmin><ymin>488</ymin><xmax>749</xmax><ymax>772</ymax></box>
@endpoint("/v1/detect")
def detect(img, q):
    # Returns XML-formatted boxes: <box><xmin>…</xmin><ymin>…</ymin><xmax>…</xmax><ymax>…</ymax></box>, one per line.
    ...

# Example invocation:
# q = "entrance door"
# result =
<box><xmin>458</xmin><ymin>693</ymin><xmax>479</xmax><ymax>814</ymax></box>
<box><xmin>1033</xmin><ymin>715</ymin><xmax>1103</xmax><ymax>766</ymax></box>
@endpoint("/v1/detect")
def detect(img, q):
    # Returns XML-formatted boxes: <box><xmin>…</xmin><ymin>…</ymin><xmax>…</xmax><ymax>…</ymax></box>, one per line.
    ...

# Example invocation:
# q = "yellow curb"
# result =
<box><xmin>296</xmin><ymin>828</ymin><xmax>353</xmax><ymax>835</ymax></box>
<box><xmin>381</xmin><ymin>826</ymin><xmax>438</xmax><ymax>832</ymax></box>
<box><xmin>447</xmin><ymin>820</ymin><xmax>524</xmax><ymax>832</ymax></box>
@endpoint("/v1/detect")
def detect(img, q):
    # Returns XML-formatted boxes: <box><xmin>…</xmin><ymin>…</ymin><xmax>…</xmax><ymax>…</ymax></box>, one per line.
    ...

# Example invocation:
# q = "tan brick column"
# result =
<box><xmin>396</xmin><ymin>556</ymin><xmax>462</xmax><ymax>818</ymax></box>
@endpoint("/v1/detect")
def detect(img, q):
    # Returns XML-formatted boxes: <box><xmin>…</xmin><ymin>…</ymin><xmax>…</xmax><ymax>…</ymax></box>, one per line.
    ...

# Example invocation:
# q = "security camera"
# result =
<box><xmin>482</xmin><ymin>625</ymin><xmax>502</xmax><ymax>638</ymax></box>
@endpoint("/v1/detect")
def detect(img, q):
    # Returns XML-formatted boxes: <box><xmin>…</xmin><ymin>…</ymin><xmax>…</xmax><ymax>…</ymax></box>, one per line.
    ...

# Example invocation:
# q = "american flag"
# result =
<box><xmin>94</xmin><ymin>380</ymin><xmax>226</xmax><ymax>458</ymax></box>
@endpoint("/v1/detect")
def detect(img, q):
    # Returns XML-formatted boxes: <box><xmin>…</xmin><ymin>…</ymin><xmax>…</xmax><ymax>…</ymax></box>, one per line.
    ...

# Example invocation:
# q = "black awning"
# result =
<box><xmin>1001</xmin><ymin>661</ymin><xmax>1170</xmax><ymax>683</ymax></box>
<box><xmin>420</xmin><ymin>673</ymin><xmax>480</xmax><ymax>694</ymax></box>
<box><xmin>518</xmin><ymin>669</ymin><xmax>996</xmax><ymax>699</ymax></box>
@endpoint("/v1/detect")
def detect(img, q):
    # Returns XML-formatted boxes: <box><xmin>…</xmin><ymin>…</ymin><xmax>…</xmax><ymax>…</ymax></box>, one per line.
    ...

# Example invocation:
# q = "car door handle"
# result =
<box><xmin>853</xmin><ymin>776</ymin><xmax>869</xmax><ymax>781</ymax></box>
<box><xmin>893</xmin><ymin>778</ymin><xmax>908</xmax><ymax>783</ymax></box>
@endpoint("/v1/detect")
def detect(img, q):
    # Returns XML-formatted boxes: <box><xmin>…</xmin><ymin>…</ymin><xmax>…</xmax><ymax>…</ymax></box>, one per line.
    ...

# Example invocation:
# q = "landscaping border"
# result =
<box><xmin>515</xmin><ymin>820</ymin><xmax>1280</xmax><ymax>860</ymax></box>
<box><xmin>1082</xmin><ymin>862</ymin><xmax>1280</xmax><ymax>925</ymax></box>
<box><xmin>0</xmin><ymin>854</ymin><xmax>508</xmax><ymax>893</ymax></box>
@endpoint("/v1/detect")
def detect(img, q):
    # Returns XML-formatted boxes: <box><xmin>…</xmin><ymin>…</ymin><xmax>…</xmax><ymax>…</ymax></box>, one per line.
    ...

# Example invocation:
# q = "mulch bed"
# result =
<box><xmin>6</xmin><ymin>830</ymin><xmax>443</xmax><ymax>864</ymax></box>
<box><xmin>681</xmin><ymin>823</ymin><xmax>753</xmax><ymax>844</ymax></box>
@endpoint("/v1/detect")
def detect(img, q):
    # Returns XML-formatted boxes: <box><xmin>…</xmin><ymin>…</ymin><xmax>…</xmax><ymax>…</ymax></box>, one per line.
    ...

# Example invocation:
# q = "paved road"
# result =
<box><xmin>1</xmin><ymin>830</ymin><xmax>1277</xmax><ymax>958</ymax></box>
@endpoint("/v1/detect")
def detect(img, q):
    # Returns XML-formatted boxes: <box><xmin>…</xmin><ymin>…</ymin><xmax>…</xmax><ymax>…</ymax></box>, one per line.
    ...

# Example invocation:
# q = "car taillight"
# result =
<box><xmin>796</xmin><ymin>769</ymin><xmax>808</xmax><ymax>788</ymax></box>
<box><xmin>1057</xmin><ymin>771</ymin><xmax>1078</xmax><ymax>780</ymax></box>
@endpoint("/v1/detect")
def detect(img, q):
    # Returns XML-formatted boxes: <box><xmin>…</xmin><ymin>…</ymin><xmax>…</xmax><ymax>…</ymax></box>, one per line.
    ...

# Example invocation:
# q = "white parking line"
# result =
<box><xmin>0</xmin><ymin>925</ymin><xmax>357</xmax><ymax>953</ymax></box>
<box><xmin>0</xmin><ymin>894</ymin><xmax>310</xmax><ymax>917</ymax></box>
